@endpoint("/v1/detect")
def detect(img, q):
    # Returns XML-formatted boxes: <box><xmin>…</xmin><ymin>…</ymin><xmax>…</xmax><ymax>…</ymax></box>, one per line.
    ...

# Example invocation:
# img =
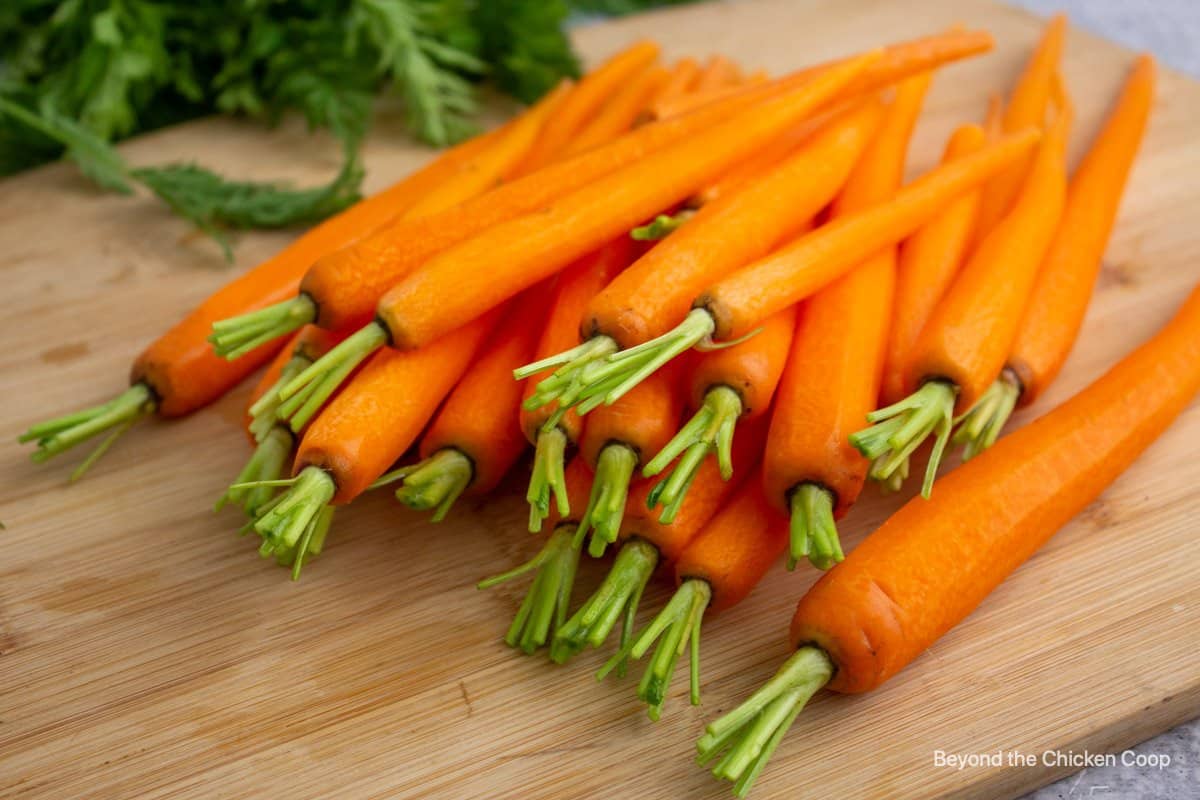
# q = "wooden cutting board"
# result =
<box><xmin>2</xmin><ymin>1</ymin><xmax>1197</xmax><ymax>797</ymax></box>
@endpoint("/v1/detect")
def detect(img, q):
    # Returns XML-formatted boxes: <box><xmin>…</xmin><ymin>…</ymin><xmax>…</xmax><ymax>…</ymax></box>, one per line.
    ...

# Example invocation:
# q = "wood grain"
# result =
<box><xmin>1</xmin><ymin>1</ymin><xmax>1198</xmax><ymax>798</ymax></box>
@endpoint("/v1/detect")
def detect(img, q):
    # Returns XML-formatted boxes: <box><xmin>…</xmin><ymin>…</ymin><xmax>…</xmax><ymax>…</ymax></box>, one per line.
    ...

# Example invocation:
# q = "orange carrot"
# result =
<box><xmin>240</xmin><ymin>310</ymin><xmax>499</xmax><ymax>578</ymax></box>
<box><xmin>851</xmin><ymin>102</ymin><xmax>1070</xmax><ymax>497</ymax></box>
<box><xmin>694</xmin><ymin>55</ymin><xmax>743</xmax><ymax>92</ymax></box>
<box><xmin>523</xmin><ymin>99</ymin><xmax>884</xmax><ymax>417</ymax></box>
<box><xmin>478</xmin><ymin>457</ymin><xmax>595</xmax><ymax>653</ymax></box>
<box><xmin>277</xmin><ymin>52</ymin><xmax>880</xmax><ymax>430</ymax></box>
<box><xmin>954</xmin><ymin>56</ymin><xmax>1156</xmax><ymax>460</ymax></box>
<box><xmin>879</xmin><ymin>123</ymin><xmax>986</xmax><ymax>406</ymax></box>
<box><xmin>521</xmin><ymin>238</ymin><xmax>636</xmax><ymax>531</ymax></box>
<box><xmin>764</xmin><ymin>72</ymin><xmax>930</xmax><ymax>570</ymax></box>
<box><xmin>698</xmin><ymin>282</ymin><xmax>1200</xmax><ymax>797</ymax></box>
<box><xmin>642</xmin><ymin>57</ymin><xmax>703</xmax><ymax>115</ymax></box>
<box><xmin>514</xmin><ymin>41</ymin><xmax>661</xmax><ymax>174</ymax></box>
<box><xmin>568</xmin><ymin>128</ymin><xmax>1042</xmax><ymax>425</ymax></box>
<box><xmin>552</xmin><ymin>416</ymin><xmax>767</xmax><ymax>671</ymax></box>
<box><xmin>974</xmin><ymin>14</ymin><xmax>1067</xmax><ymax>239</ymax></box>
<box><xmin>564</xmin><ymin>64</ymin><xmax>670</xmax><ymax>156</ymax></box>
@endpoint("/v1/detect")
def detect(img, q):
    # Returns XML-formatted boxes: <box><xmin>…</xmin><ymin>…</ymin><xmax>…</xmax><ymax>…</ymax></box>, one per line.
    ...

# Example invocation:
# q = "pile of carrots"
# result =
<box><xmin>21</xmin><ymin>18</ymin><xmax>1200</xmax><ymax>797</ymax></box>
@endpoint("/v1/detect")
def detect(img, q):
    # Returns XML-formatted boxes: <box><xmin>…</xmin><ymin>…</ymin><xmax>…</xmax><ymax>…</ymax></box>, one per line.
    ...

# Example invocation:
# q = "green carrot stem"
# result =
<box><xmin>646</xmin><ymin>440</ymin><xmax>707</xmax><ymax>524</ymax></box>
<box><xmin>526</xmin><ymin>427</ymin><xmax>570</xmax><ymax>532</ymax></box>
<box><xmin>276</xmin><ymin>322</ymin><xmax>387</xmax><ymax>432</ymax></box>
<box><xmin>952</xmin><ymin>370</ymin><xmax>1021</xmax><ymax>461</ymax></box>
<box><xmin>247</xmin><ymin>352</ymin><xmax>313</xmax><ymax>442</ymax></box>
<box><xmin>697</xmin><ymin>645</ymin><xmax>834</xmax><ymax>797</ymax></box>
<box><xmin>631</xmin><ymin>210</ymin><xmax>695</xmax><ymax>240</ymax></box>
<box><xmin>549</xmin><ymin>538</ymin><xmax>659</xmax><ymax>664</ymax></box>
<box><xmin>209</xmin><ymin>295</ymin><xmax>317</xmax><ymax>360</ymax></box>
<box><xmin>517</xmin><ymin>335</ymin><xmax>619</xmax><ymax>411</ymax></box>
<box><xmin>252</xmin><ymin>465</ymin><xmax>336</xmax><ymax>576</ymax></box>
<box><xmin>644</xmin><ymin>383</ymin><xmax>742</xmax><ymax>482</ymax></box>
<box><xmin>393</xmin><ymin>448</ymin><xmax>474</xmax><ymax>522</ymax></box>
<box><xmin>19</xmin><ymin>383</ymin><xmax>156</xmax><ymax>476</ymax></box>
<box><xmin>598</xmin><ymin>577</ymin><xmax>711</xmax><ymax>720</ymax></box>
<box><xmin>848</xmin><ymin>379</ymin><xmax>957</xmax><ymax>498</ymax></box>
<box><xmin>788</xmin><ymin>484</ymin><xmax>843</xmax><ymax>571</ymax></box>
<box><xmin>580</xmin><ymin>443</ymin><xmax>639</xmax><ymax>557</ymax></box>
<box><xmin>478</xmin><ymin>523</ymin><xmax>583</xmax><ymax>654</ymax></box>
<box><xmin>216</xmin><ymin>425</ymin><xmax>295</xmax><ymax>516</ymax></box>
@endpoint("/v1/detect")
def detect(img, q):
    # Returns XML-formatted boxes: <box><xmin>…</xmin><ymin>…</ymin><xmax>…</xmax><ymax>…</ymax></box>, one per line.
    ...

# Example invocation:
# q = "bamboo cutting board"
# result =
<box><xmin>1</xmin><ymin>1</ymin><xmax>1198</xmax><ymax>798</ymax></box>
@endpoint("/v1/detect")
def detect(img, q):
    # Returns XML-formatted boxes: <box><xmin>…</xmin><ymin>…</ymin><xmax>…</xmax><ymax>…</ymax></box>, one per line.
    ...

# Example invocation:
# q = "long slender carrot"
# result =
<box><xmin>564</xmin><ymin>128</ymin><xmax>1041</xmax><ymax>421</ymax></box>
<box><xmin>521</xmin><ymin>99</ymin><xmax>884</xmax><ymax>415</ymax></box>
<box><xmin>276</xmin><ymin>51</ymin><xmax>880</xmax><ymax>430</ymax></box>
<box><xmin>563</xmin><ymin>64</ymin><xmax>670</xmax><ymax>156</ymax></box>
<box><xmin>879</xmin><ymin>123</ymin><xmax>986</xmax><ymax>406</ymax></box>
<box><xmin>974</xmin><ymin>14</ymin><xmax>1067</xmax><ymax>240</ymax></box>
<box><xmin>640</xmin><ymin>57</ymin><xmax>702</xmax><ymax>118</ymax></box>
<box><xmin>551</xmin><ymin>416</ymin><xmax>766</xmax><ymax>669</ymax></box>
<box><xmin>955</xmin><ymin>55</ymin><xmax>1156</xmax><ymax>459</ymax></box>
<box><xmin>477</xmin><ymin>457</ymin><xmax>595</xmax><ymax>653</ymax></box>
<box><xmin>764</xmin><ymin>73</ymin><xmax>930</xmax><ymax>570</ymax></box>
<box><xmin>522</xmin><ymin>239</ymin><xmax>635</xmax><ymax>531</ymax></box>
<box><xmin>237</xmin><ymin>309</ymin><xmax>499</xmax><ymax>578</ymax></box>
<box><xmin>697</xmin><ymin>282</ymin><xmax>1200</xmax><ymax>798</ymax></box>
<box><xmin>19</xmin><ymin>121</ymin><xmax>507</xmax><ymax>477</ymax></box>
<box><xmin>513</xmin><ymin>41</ymin><xmax>661</xmax><ymax>174</ymax></box>
<box><xmin>694</xmin><ymin>55</ymin><xmax>743</xmax><ymax>92</ymax></box>
<box><xmin>374</xmin><ymin>287</ymin><xmax>552</xmax><ymax>521</ymax></box>
<box><xmin>850</xmin><ymin>101</ymin><xmax>1070</xmax><ymax>497</ymax></box>
<box><xmin>643</xmin><ymin>304</ymin><xmax>797</xmax><ymax>510</ymax></box>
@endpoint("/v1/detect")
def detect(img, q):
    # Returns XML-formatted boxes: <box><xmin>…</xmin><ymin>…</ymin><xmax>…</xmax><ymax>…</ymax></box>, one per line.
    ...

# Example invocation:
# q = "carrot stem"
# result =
<box><xmin>632</xmin><ymin>210</ymin><xmax>695</xmax><ymax>240</ymax></box>
<box><xmin>393</xmin><ymin>448</ymin><xmax>474</xmax><ymax>522</ymax></box>
<box><xmin>478</xmin><ymin>523</ymin><xmax>583</xmax><ymax>654</ymax></box>
<box><xmin>526</xmin><ymin>427</ymin><xmax>571</xmax><ymax>532</ymax></box>
<box><xmin>518</xmin><ymin>335</ymin><xmax>619</xmax><ymax>410</ymax></box>
<box><xmin>276</xmin><ymin>322</ymin><xmax>387</xmax><ymax>431</ymax></box>
<box><xmin>20</xmin><ymin>383</ymin><xmax>156</xmax><ymax>473</ymax></box>
<box><xmin>647</xmin><ymin>440</ymin><xmax>707</xmax><ymax>524</ymax></box>
<box><xmin>597</xmin><ymin>577</ymin><xmax>711</xmax><ymax>720</ymax></box>
<box><xmin>697</xmin><ymin>645</ymin><xmax>834</xmax><ymax>797</ymax></box>
<box><xmin>645</xmin><ymin>384</ymin><xmax>742</xmax><ymax>482</ymax></box>
<box><xmin>251</xmin><ymin>465</ymin><xmax>336</xmax><ymax>576</ymax></box>
<box><xmin>788</xmin><ymin>484</ymin><xmax>842</xmax><ymax>571</ymax></box>
<box><xmin>216</xmin><ymin>426</ymin><xmax>295</xmax><ymax>516</ymax></box>
<box><xmin>850</xmin><ymin>379</ymin><xmax>957</xmax><ymax>498</ymax></box>
<box><xmin>550</xmin><ymin>537</ymin><xmax>659</xmax><ymax>664</ymax></box>
<box><xmin>581</xmin><ymin>443</ymin><xmax>640</xmax><ymax>557</ymax></box>
<box><xmin>209</xmin><ymin>295</ymin><xmax>317</xmax><ymax>360</ymax></box>
<box><xmin>952</xmin><ymin>370</ymin><xmax>1021</xmax><ymax>460</ymax></box>
<box><xmin>247</xmin><ymin>353</ymin><xmax>312</xmax><ymax>442</ymax></box>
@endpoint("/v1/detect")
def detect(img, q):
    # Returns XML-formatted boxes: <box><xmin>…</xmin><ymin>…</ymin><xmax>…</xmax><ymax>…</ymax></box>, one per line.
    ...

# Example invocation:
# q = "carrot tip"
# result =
<box><xmin>216</xmin><ymin>426</ymin><xmax>295</xmax><ymax>517</ymax></box>
<box><xmin>951</xmin><ymin>372</ymin><xmax>1021</xmax><ymax>461</ymax></box>
<box><xmin>22</xmin><ymin>383</ymin><xmax>155</xmax><ymax>476</ymax></box>
<box><xmin>580</xmin><ymin>443</ymin><xmax>640</xmax><ymax>558</ymax></box>
<box><xmin>697</xmin><ymin>646</ymin><xmax>833</xmax><ymax>797</ymax></box>
<box><xmin>209</xmin><ymin>295</ymin><xmax>316</xmax><ymax>360</ymax></box>
<box><xmin>393</xmin><ymin>448</ymin><xmax>473</xmax><ymax>522</ymax></box>
<box><xmin>631</xmin><ymin>210</ymin><xmax>695</xmax><ymax>241</ymax></box>
<box><xmin>277</xmin><ymin>322</ymin><xmax>387</xmax><ymax>432</ymax></box>
<box><xmin>478</xmin><ymin>524</ymin><xmax>583</xmax><ymax>655</ymax></box>
<box><xmin>787</xmin><ymin>484</ymin><xmax>842</xmax><ymax>571</ymax></box>
<box><xmin>526</xmin><ymin>428</ymin><xmax>570</xmax><ymax>532</ymax></box>
<box><xmin>250</xmin><ymin>465</ymin><xmax>336</xmax><ymax>579</ymax></box>
<box><xmin>549</xmin><ymin>538</ymin><xmax>659</xmax><ymax>665</ymax></box>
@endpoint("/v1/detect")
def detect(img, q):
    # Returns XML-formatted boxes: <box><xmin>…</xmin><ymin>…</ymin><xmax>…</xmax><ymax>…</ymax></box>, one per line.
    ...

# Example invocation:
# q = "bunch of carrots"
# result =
<box><xmin>21</xmin><ymin>18</ymin><xmax>1198</xmax><ymax>797</ymax></box>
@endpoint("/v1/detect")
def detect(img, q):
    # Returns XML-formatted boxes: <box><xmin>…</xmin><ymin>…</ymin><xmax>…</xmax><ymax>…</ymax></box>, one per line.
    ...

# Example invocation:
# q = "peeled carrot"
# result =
<box><xmin>955</xmin><ymin>56</ymin><xmax>1156</xmax><ymax>459</ymax></box>
<box><xmin>643</xmin><ymin>57</ymin><xmax>703</xmax><ymax>115</ymax></box>
<box><xmin>694</xmin><ymin>55</ymin><xmax>743</xmax><ymax>92</ymax></box>
<box><xmin>879</xmin><ymin>123</ymin><xmax>986</xmax><ymax>406</ymax></box>
<box><xmin>523</xmin><ymin>99</ymin><xmax>884</xmax><ymax>416</ymax></box>
<box><xmin>764</xmin><ymin>73</ymin><xmax>930</xmax><ymax>570</ymax></box>
<box><xmin>552</xmin><ymin>416</ymin><xmax>766</xmax><ymax>670</ymax></box>
<box><xmin>478</xmin><ymin>457</ymin><xmax>595</xmax><ymax>654</ymax></box>
<box><xmin>851</xmin><ymin>102</ymin><xmax>1069</xmax><ymax>497</ymax></box>
<box><xmin>698</xmin><ymin>282</ymin><xmax>1200</xmax><ymax>797</ymax></box>
<box><xmin>975</xmin><ymin>14</ymin><xmax>1068</xmax><ymax>239</ymax></box>
<box><xmin>521</xmin><ymin>239</ymin><xmax>635</xmax><ymax>531</ymax></box>
<box><xmin>240</xmin><ymin>310</ymin><xmax>499</xmax><ymax>578</ymax></box>
<box><xmin>564</xmin><ymin>64</ymin><xmax>670</xmax><ymax>156</ymax></box>
<box><xmin>376</xmin><ymin>287</ymin><xmax>552</xmax><ymax>521</ymax></box>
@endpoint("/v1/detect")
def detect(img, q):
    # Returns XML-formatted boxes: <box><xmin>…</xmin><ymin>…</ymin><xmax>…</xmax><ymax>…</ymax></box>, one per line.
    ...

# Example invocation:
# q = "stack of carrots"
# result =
<box><xmin>21</xmin><ymin>17</ymin><xmax>1199</xmax><ymax>798</ymax></box>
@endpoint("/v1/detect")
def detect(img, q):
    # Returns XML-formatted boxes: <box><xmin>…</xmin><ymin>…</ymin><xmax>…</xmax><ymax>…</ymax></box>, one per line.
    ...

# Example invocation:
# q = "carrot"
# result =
<box><xmin>18</xmin><ymin>123</ymin><xmax>508</xmax><ymax>478</ymax></box>
<box><xmin>477</xmin><ymin>457</ymin><xmax>595</xmax><ymax>653</ymax></box>
<box><xmin>642</xmin><ymin>57</ymin><xmax>703</xmax><ymax>116</ymax></box>
<box><xmin>237</xmin><ymin>310</ymin><xmax>499</xmax><ymax>578</ymax></box>
<box><xmin>576</xmin><ymin>363</ymin><xmax>684</xmax><ymax>558</ymax></box>
<box><xmin>513</xmin><ymin>41</ymin><xmax>661</xmax><ymax>174</ymax></box>
<box><xmin>551</xmin><ymin>416</ymin><xmax>766</xmax><ymax>669</ymax></box>
<box><xmin>523</xmin><ymin>99</ymin><xmax>884</xmax><ymax>415</ymax></box>
<box><xmin>955</xmin><ymin>55</ymin><xmax>1156</xmax><ymax>459</ymax></box>
<box><xmin>566</xmin><ymin>127</ymin><xmax>1042</xmax><ymax>421</ymax></box>
<box><xmin>694</xmin><ymin>55</ymin><xmax>743</xmax><ymax>92</ymax></box>
<box><xmin>521</xmin><ymin>239</ymin><xmax>635</xmax><ymax>531</ymax></box>
<box><xmin>563</xmin><ymin>64</ymin><xmax>670</xmax><ymax>156</ymax></box>
<box><xmin>850</xmin><ymin>101</ymin><xmax>1070</xmax><ymax>498</ymax></box>
<box><xmin>277</xmin><ymin>52</ymin><xmax>880</xmax><ymax>430</ymax></box>
<box><xmin>643</xmin><ymin>304</ymin><xmax>797</xmax><ymax>510</ymax></box>
<box><xmin>697</xmin><ymin>282</ymin><xmax>1200</xmax><ymax>798</ymax></box>
<box><xmin>374</xmin><ymin>286</ymin><xmax>552</xmax><ymax>521</ymax></box>
<box><xmin>879</xmin><ymin>123</ymin><xmax>986</xmax><ymax>406</ymax></box>
<box><xmin>764</xmin><ymin>73</ymin><xmax>930</xmax><ymax>569</ymax></box>
<box><xmin>974</xmin><ymin>14</ymin><xmax>1067</xmax><ymax>240</ymax></box>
